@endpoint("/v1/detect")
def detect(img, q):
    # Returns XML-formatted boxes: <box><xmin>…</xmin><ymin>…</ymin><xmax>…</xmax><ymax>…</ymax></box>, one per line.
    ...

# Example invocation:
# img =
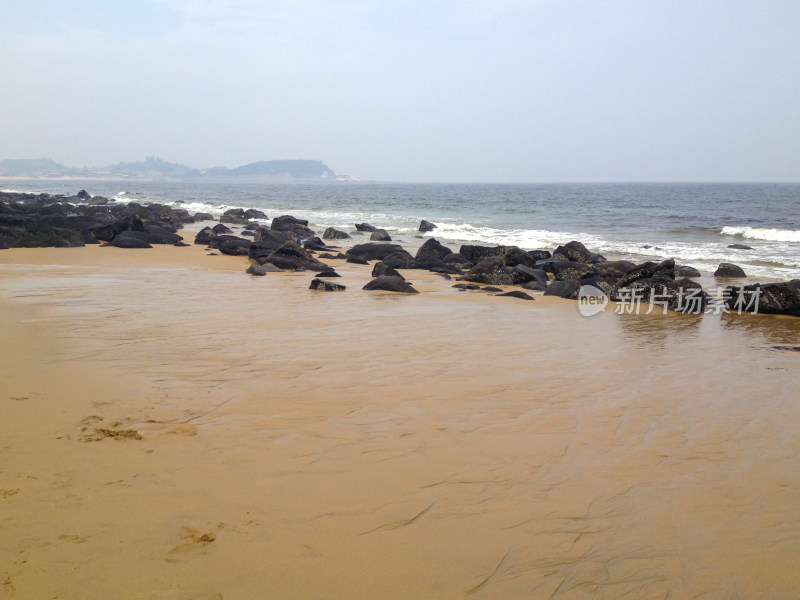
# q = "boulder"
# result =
<box><xmin>714</xmin><ymin>262</ymin><xmax>746</xmax><ymax>278</ymax></box>
<box><xmin>419</xmin><ymin>219</ymin><xmax>437</xmax><ymax>232</ymax></box>
<box><xmin>723</xmin><ymin>280</ymin><xmax>800</xmax><ymax>317</ymax></box>
<box><xmin>552</xmin><ymin>240</ymin><xmax>607</xmax><ymax>264</ymax></box>
<box><xmin>221</xmin><ymin>208</ymin><xmax>248</xmax><ymax>224</ymax></box>
<box><xmin>346</xmin><ymin>256</ymin><xmax>369</xmax><ymax>265</ymax></box>
<box><xmin>496</xmin><ymin>291</ymin><xmax>534</xmax><ymax>301</ymax></box>
<box><xmin>355</xmin><ymin>223</ymin><xmax>377</xmax><ymax>232</ymax></box>
<box><xmin>527</xmin><ymin>250</ymin><xmax>552</xmax><ymax>262</ymax></box>
<box><xmin>244</xmin><ymin>208</ymin><xmax>268</xmax><ymax>220</ymax></box>
<box><xmin>617</xmin><ymin>258</ymin><xmax>676</xmax><ymax>287</ymax></box>
<box><xmin>260</xmin><ymin>241</ymin><xmax>329</xmax><ymax>271</ymax></box>
<box><xmin>212</xmin><ymin>223</ymin><xmax>233</xmax><ymax>235</ymax></box>
<box><xmin>510</xmin><ymin>265</ymin><xmax>550</xmax><ymax>286</ymax></box>
<box><xmin>370</xmin><ymin>229</ymin><xmax>392</xmax><ymax>242</ymax></box>
<box><xmin>543</xmin><ymin>260</ymin><xmax>596</xmax><ymax>281</ymax></box>
<box><xmin>303</xmin><ymin>236</ymin><xmax>329</xmax><ymax>251</ymax></box>
<box><xmin>347</xmin><ymin>243</ymin><xmax>410</xmax><ymax>262</ymax></box>
<box><xmin>210</xmin><ymin>235</ymin><xmax>252</xmax><ymax>256</ymax></box>
<box><xmin>463</xmin><ymin>257</ymin><xmax>514</xmax><ymax>285</ymax></box>
<box><xmin>612</xmin><ymin>277</ymin><xmax>709</xmax><ymax>313</ymax></box>
<box><xmin>543</xmin><ymin>279</ymin><xmax>583</xmax><ymax>299</ymax></box>
<box><xmin>193</xmin><ymin>212</ymin><xmax>214</xmax><ymax>221</ymax></box>
<box><xmin>271</xmin><ymin>215</ymin><xmax>314</xmax><ymax>240</ymax></box>
<box><xmin>246</xmin><ymin>264</ymin><xmax>267</xmax><ymax>276</ymax></box>
<box><xmin>372</xmin><ymin>262</ymin><xmax>404</xmax><ymax>279</ymax></box>
<box><xmin>323</xmin><ymin>227</ymin><xmax>351</xmax><ymax>240</ymax></box>
<box><xmin>315</xmin><ymin>270</ymin><xmax>341</xmax><ymax>278</ymax></box>
<box><xmin>415</xmin><ymin>238</ymin><xmax>453</xmax><ymax>263</ymax></box>
<box><xmin>676</xmin><ymin>265</ymin><xmax>702</xmax><ymax>278</ymax></box>
<box><xmin>522</xmin><ymin>280</ymin><xmax>548</xmax><ymax>292</ymax></box>
<box><xmin>102</xmin><ymin>232</ymin><xmax>152</xmax><ymax>249</ymax></box>
<box><xmin>383</xmin><ymin>251</ymin><xmax>415</xmax><ymax>269</ymax></box>
<box><xmin>362</xmin><ymin>275</ymin><xmax>419</xmax><ymax>294</ymax></box>
<box><xmin>309</xmin><ymin>278</ymin><xmax>346</xmax><ymax>291</ymax></box>
<box><xmin>727</xmin><ymin>244</ymin><xmax>753</xmax><ymax>250</ymax></box>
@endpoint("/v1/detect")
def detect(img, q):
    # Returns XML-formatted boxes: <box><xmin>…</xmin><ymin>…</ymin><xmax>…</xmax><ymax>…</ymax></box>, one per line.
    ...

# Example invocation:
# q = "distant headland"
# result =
<box><xmin>0</xmin><ymin>156</ymin><xmax>356</xmax><ymax>181</ymax></box>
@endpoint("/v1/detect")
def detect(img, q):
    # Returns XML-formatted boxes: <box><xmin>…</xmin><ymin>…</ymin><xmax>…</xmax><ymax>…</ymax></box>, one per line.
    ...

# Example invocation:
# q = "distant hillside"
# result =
<box><xmin>107</xmin><ymin>156</ymin><xmax>199</xmax><ymax>178</ymax></box>
<box><xmin>0</xmin><ymin>158</ymin><xmax>73</xmax><ymax>176</ymax></box>
<box><xmin>0</xmin><ymin>157</ymin><xmax>338</xmax><ymax>180</ymax></box>
<box><xmin>220</xmin><ymin>160</ymin><xmax>335</xmax><ymax>179</ymax></box>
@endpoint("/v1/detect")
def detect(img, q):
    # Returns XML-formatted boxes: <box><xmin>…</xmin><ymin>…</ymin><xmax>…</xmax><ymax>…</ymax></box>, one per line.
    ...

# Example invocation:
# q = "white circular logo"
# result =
<box><xmin>578</xmin><ymin>285</ymin><xmax>608</xmax><ymax>317</ymax></box>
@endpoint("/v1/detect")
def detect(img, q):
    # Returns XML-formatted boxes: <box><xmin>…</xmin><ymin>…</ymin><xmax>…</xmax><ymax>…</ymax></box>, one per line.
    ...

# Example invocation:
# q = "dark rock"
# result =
<box><xmin>522</xmin><ymin>280</ymin><xmax>548</xmax><ymax>292</ymax></box>
<box><xmin>772</xmin><ymin>345</ymin><xmax>800</xmax><ymax>352</ymax></box>
<box><xmin>355</xmin><ymin>223</ymin><xmax>377</xmax><ymax>232</ymax></box>
<box><xmin>210</xmin><ymin>235</ymin><xmax>252</xmax><ymax>256</ymax></box>
<box><xmin>347</xmin><ymin>256</ymin><xmax>369</xmax><ymax>265</ymax></box>
<box><xmin>372</xmin><ymin>262</ymin><xmax>404</xmax><ymax>279</ymax></box>
<box><xmin>482</xmin><ymin>286</ymin><xmax>503</xmax><ymax>293</ymax></box>
<box><xmin>319</xmin><ymin>252</ymin><xmax>345</xmax><ymax>260</ymax></box>
<box><xmin>415</xmin><ymin>238</ymin><xmax>453</xmax><ymax>263</ymax></box>
<box><xmin>173</xmin><ymin>241</ymin><xmax>190</xmax><ymax>247</ymax></box>
<box><xmin>463</xmin><ymin>257</ymin><xmax>514</xmax><ymax>285</ymax></box>
<box><xmin>362</xmin><ymin>275</ymin><xmax>419</xmax><ymax>294</ymax></box>
<box><xmin>527</xmin><ymin>249</ymin><xmax>552</xmax><ymax>262</ymax></box>
<box><xmin>443</xmin><ymin>253</ymin><xmax>472</xmax><ymax>266</ymax></box>
<box><xmin>496</xmin><ymin>291</ymin><xmax>534</xmax><ymax>301</ymax></box>
<box><xmin>244</xmin><ymin>222</ymin><xmax>261</xmax><ymax>231</ymax></box>
<box><xmin>714</xmin><ymin>262</ymin><xmax>746</xmax><ymax>278</ymax></box>
<box><xmin>543</xmin><ymin>260</ymin><xmax>596</xmax><ymax>281</ymax></box>
<box><xmin>253</xmin><ymin>227</ymin><xmax>292</xmax><ymax>249</ymax></box>
<box><xmin>370</xmin><ymin>229</ymin><xmax>392</xmax><ymax>242</ymax></box>
<box><xmin>347</xmin><ymin>243</ymin><xmax>410</xmax><ymax>262</ymax></box>
<box><xmin>102</xmin><ymin>233</ymin><xmax>152</xmax><ymax>249</ymax></box>
<box><xmin>727</xmin><ymin>244</ymin><xmax>753</xmax><ymax>250</ymax></box>
<box><xmin>593</xmin><ymin>260</ymin><xmax>636</xmax><ymax>278</ymax></box>
<box><xmin>246</xmin><ymin>264</ymin><xmax>268</xmax><ymax>276</ymax></box>
<box><xmin>724</xmin><ymin>280</ymin><xmax>800</xmax><ymax>317</ymax></box>
<box><xmin>193</xmin><ymin>212</ymin><xmax>214</xmax><ymax>221</ymax></box>
<box><xmin>244</xmin><ymin>208</ymin><xmax>268</xmax><ymax>220</ymax></box>
<box><xmin>260</xmin><ymin>241</ymin><xmax>329</xmax><ymax>271</ymax></box>
<box><xmin>212</xmin><ymin>223</ymin><xmax>233</xmax><ymax>235</ymax></box>
<box><xmin>241</xmin><ymin>231</ymin><xmax>255</xmax><ymax>237</ymax></box>
<box><xmin>459</xmin><ymin>244</ymin><xmax>504</xmax><ymax>264</ymax></box>
<box><xmin>221</xmin><ymin>208</ymin><xmax>248</xmax><ymax>225</ymax></box>
<box><xmin>323</xmin><ymin>227</ymin><xmax>351</xmax><ymax>240</ymax></box>
<box><xmin>510</xmin><ymin>265</ymin><xmax>549</xmax><ymax>286</ymax></box>
<box><xmin>543</xmin><ymin>279</ymin><xmax>583</xmax><ymax>299</ymax></box>
<box><xmin>303</xmin><ymin>236</ymin><xmax>329</xmax><ymax>251</ymax></box>
<box><xmin>618</xmin><ymin>258</ymin><xmax>676</xmax><ymax>287</ymax></box>
<box><xmin>383</xmin><ymin>251</ymin><xmax>415</xmax><ymax>269</ymax></box>
<box><xmin>430</xmin><ymin>265</ymin><xmax>463</xmax><ymax>275</ymax></box>
<box><xmin>612</xmin><ymin>277</ymin><xmax>710</xmax><ymax>313</ymax></box>
<box><xmin>552</xmin><ymin>240</ymin><xmax>607</xmax><ymax>264</ymax></box>
<box><xmin>676</xmin><ymin>265</ymin><xmax>702</xmax><ymax>278</ymax></box>
<box><xmin>438</xmin><ymin>274</ymin><xmax>452</xmax><ymax>280</ymax></box>
<box><xmin>77</xmin><ymin>190</ymin><xmax>91</xmax><ymax>200</ymax></box>
<box><xmin>309</xmin><ymin>278</ymin><xmax>346</xmax><ymax>291</ymax></box>
<box><xmin>194</xmin><ymin>226</ymin><xmax>214</xmax><ymax>245</ymax></box>
<box><xmin>453</xmin><ymin>283</ymin><xmax>480</xmax><ymax>290</ymax></box>
<box><xmin>419</xmin><ymin>219</ymin><xmax>437</xmax><ymax>232</ymax></box>
<box><xmin>271</xmin><ymin>215</ymin><xmax>314</xmax><ymax>240</ymax></box>
<box><xmin>315</xmin><ymin>270</ymin><xmax>341</xmax><ymax>278</ymax></box>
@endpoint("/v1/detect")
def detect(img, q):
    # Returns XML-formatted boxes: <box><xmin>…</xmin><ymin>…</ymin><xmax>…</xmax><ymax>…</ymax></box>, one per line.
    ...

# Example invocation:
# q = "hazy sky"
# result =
<box><xmin>1</xmin><ymin>1</ymin><xmax>798</xmax><ymax>182</ymax></box>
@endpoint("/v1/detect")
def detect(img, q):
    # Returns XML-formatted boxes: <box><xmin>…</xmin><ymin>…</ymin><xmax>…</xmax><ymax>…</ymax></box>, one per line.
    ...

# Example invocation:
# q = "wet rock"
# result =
<box><xmin>527</xmin><ymin>249</ymin><xmax>552</xmax><ymax>262</ymax></box>
<box><xmin>319</xmin><ymin>252</ymin><xmax>346</xmax><ymax>260</ymax></box>
<box><xmin>212</xmin><ymin>223</ymin><xmax>233</xmax><ymax>235</ymax></box>
<box><xmin>372</xmin><ymin>262</ymin><xmax>404</xmax><ymax>279</ymax></box>
<box><xmin>415</xmin><ymin>238</ymin><xmax>453</xmax><ymax>263</ymax></box>
<box><xmin>315</xmin><ymin>270</ymin><xmax>341</xmax><ymax>278</ymax></box>
<box><xmin>510</xmin><ymin>265</ymin><xmax>549</xmax><ymax>286</ymax></box>
<box><xmin>483</xmin><ymin>286</ymin><xmax>503</xmax><ymax>292</ymax></box>
<box><xmin>617</xmin><ymin>258</ymin><xmax>676</xmax><ymax>287</ymax></box>
<box><xmin>303</xmin><ymin>236</ymin><xmax>329</xmax><ymax>251</ymax></box>
<box><xmin>543</xmin><ymin>279</ymin><xmax>583</xmax><ymax>299</ymax></box>
<box><xmin>613</xmin><ymin>277</ymin><xmax>710</xmax><ymax>313</ymax></box>
<box><xmin>463</xmin><ymin>257</ymin><xmax>515</xmax><ymax>285</ymax></box>
<box><xmin>552</xmin><ymin>240</ymin><xmax>607</xmax><ymax>264</ymax></box>
<box><xmin>246</xmin><ymin>264</ymin><xmax>268</xmax><ymax>276</ymax></box>
<box><xmin>419</xmin><ymin>219</ymin><xmax>437</xmax><ymax>232</ymax></box>
<box><xmin>727</xmin><ymin>244</ymin><xmax>753</xmax><ymax>250</ymax></box>
<box><xmin>241</xmin><ymin>231</ymin><xmax>255</xmax><ymax>237</ymax></box>
<box><xmin>496</xmin><ymin>290</ymin><xmax>534</xmax><ymax>300</ymax></box>
<box><xmin>370</xmin><ymin>229</ymin><xmax>392</xmax><ymax>241</ymax></box>
<box><xmin>522</xmin><ymin>280</ymin><xmax>548</xmax><ymax>291</ymax></box>
<box><xmin>210</xmin><ymin>235</ymin><xmax>252</xmax><ymax>256</ymax></box>
<box><xmin>443</xmin><ymin>253</ymin><xmax>472</xmax><ymax>267</ymax></box>
<box><xmin>362</xmin><ymin>275</ymin><xmax>419</xmax><ymax>294</ymax></box>
<box><xmin>355</xmin><ymin>223</ymin><xmax>377</xmax><ymax>232</ymax></box>
<box><xmin>593</xmin><ymin>260</ymin><xmax>636</xmax><ymax>278</ymax></box>
<box><xmin>724</xmin><ymin>280</ymin><xmax>800</xmax><ymax>317</ymax></box>
<box><xmin>347</xmin><ymin>243</ymin><xmax>410</xmax><ymax>262</ymax></box>
<box><xmin>310</xmin><ymin>278</ymin><xmax>346</xmax><ymax>291</ymax></box>
<box><xmin>346</xmin><ymin>256</ymin><xmax>370</xmax><ymax>265</ymax></box>
<box><xmin>260</xmin><ymin>241</ymin><xmax>329</xmax><ymax>271</ymax></box>
<box><xmin>271</xmin><ymin>215</ymin><xmax>314</xmax><ymax>240</ymax></box>
<box><xmin>676</xmin><ymin>265</ymin><xmax>702</xmax><ymax>278</ymax></box>
<box><xmin>453</xmin><ymin>283</ymin><xmax>480</xmax><ymax>290</ymax></box>
<box><xmin>714</xmin><ymin>262</ymin><xmax>747</xmax><ymax>278</ymax></box>
<box><xmin>102</xmin><ymin>232</ymin><xmax>152</xmax><ymax>249</ymax></box>
<box><xmin>543</xmin><ymin>260</ymin><xmax>596</xmax><ymax>281</ymax></box>
<box><xmin>221</xmin><ymin>208</ymin><xmax>248</xmax><ymax>225</ymax></box>
<box><xmin>243</xmin><ymin>222</ymin><xmax>261</xmax><ymax>231</ymax></box>
<box><xmin>193</xmin><ymin>212</ymin><xmax>214</xmax><ymax>221</ymax></box>
<box><xmin>323</xmin><ymin>227</ymin><xmax>351</xmax><ymax>240</ymax></box>
<box><xmin>383</xmin><ymin>251</ymin><xmax>415</xmax><ymax>269</ymax></box>
<box><xmin>244</xmin><ymin>208</ymin><xmax>268</xmax><ymax>220</ymax></box>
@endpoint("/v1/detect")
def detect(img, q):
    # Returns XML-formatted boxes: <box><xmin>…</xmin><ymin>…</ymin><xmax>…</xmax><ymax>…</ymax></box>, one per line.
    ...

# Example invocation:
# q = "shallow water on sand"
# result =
<box><xmin>1</xmin><ymin>250</ymin><xmax>799</xmax><ymax>599</ymax></box>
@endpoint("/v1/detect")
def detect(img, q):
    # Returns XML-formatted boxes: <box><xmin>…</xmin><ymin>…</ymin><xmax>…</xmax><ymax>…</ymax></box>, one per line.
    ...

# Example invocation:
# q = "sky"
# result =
<box><xmin>1</xmin><ymin>1</ymin><xmax>799</xmax><ymax>182</ymax></box>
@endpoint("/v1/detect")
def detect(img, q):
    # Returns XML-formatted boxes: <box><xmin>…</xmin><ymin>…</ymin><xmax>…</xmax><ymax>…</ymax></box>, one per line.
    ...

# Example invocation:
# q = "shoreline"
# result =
<box><xmin>2</xmin><ymin>208</ymin><xmax>800</xmax><ymax>598</ymax></box>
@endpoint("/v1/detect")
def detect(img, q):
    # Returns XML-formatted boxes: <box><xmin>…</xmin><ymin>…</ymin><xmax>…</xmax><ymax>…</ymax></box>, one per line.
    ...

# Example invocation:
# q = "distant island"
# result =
<box><xmin>0</xmin><ymin>156</ymin><xmax>351</xmax><ymax>180</ymax></box>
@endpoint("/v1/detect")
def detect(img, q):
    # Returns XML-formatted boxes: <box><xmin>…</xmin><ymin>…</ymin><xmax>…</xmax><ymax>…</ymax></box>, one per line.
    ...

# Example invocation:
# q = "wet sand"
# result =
<box><xmin>1</xmin><ymin>238</ymin><xmax>800</xmax><ymax>599</ymax></box>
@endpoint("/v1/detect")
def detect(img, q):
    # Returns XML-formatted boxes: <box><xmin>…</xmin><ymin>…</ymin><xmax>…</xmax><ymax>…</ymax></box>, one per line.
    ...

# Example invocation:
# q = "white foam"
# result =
<box><xmin>721</xmin><ymin>226</ymin><xmax>800</xmax><ymax>242</ymax></box>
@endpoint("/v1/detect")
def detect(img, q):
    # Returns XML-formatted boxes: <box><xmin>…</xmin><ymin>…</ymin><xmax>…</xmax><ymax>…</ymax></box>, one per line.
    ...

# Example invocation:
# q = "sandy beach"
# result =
<box><xmin>2</xmin><ymin>236</ymin><xmax>800</xmax><ymax>599</ymax></box>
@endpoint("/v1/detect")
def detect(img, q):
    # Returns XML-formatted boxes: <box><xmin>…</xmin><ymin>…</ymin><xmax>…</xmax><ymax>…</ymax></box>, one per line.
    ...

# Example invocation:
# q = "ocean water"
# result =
<box><xmin>3</xmin><ymin>179</ymin><xmax>799</xmax><ymax>279</ymax></box>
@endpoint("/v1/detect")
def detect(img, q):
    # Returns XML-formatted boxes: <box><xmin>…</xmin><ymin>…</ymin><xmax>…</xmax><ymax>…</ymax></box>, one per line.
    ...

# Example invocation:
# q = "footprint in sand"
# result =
<box><xmin>165</xmin><ymin>527</ymin><xmax>217</xmax><ymax>563</ymax></box>
<box><xmin>3</xmin><ymin>575</ymin><xmax>16</xmax><ymax>598</ymax></box>
<box><xmin>59</xmin><ymin>534</ymin><xmax>89</xmax><ymax>544</ymax></box>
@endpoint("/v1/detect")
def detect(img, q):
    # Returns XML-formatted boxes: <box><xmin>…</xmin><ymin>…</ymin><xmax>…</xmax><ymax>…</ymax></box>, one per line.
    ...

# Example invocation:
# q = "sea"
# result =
<box><xmin>3</xmin><ymin>179</ymin><xmax>799</xmax><ymax>280</ymax></box>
